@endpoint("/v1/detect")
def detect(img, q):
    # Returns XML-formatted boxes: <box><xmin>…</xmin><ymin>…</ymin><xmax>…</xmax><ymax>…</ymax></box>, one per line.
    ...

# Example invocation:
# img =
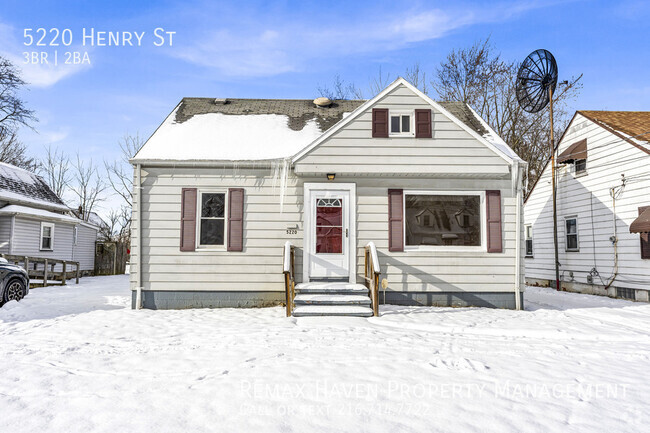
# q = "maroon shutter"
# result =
<box><xmin>388</xmin><ymin>189</ymin><xmax>404</xmax><ymax>252</ymax></box>
<box><xmin>372</xmin><ymin>108</ymin><xmax>389</xmax><ymax>138</ymax></box>
<box><xmin>486</xmin><ymin>190</ymin><xmax>502</xmax><ymax>253</ymax></box>
<box><xmin>227</xmin><ymin>188</ymin><xmax>244</xmax><ymax>252</ymax></box>
<box><xmin>415</xmin><ymin>109</ymin><xmax>432</xmax><ymax>138</ymax></box>
<box><xmin>180</xmin><ymin>188</ymin><xmax>197</xmax><ymax>252</ymax></box>
<box><xmin>640</xmin><ymin>206</ymin><xmax>650</xmax><ymax>259</ymax></box>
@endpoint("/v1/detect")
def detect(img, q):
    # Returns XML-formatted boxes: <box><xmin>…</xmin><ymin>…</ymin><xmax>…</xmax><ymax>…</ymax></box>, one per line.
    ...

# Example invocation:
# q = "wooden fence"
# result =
<box><xmin>95</xmin><ymin>241</ymin><xmax>129</xmax><ymax>276</ymax></box>
<box><xmin>1</xmin><ymin>254</ymin><xmax>80</xmax><ymax>287</ymax></box>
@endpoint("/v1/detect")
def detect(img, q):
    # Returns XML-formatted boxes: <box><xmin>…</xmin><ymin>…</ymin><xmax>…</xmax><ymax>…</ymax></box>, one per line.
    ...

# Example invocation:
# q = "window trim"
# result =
<box><xmin>196</xmin><ymin>189</ymin><xmax>228</xmax><ymax>250</ymax></box>
<box><xmin>40</xmin><ymin>222</ymin><xmax>54</xmax><ymax>251</ymax></box>
<box><xmin>73</xmin><ymin>226</ymin><xmax>78</xmax><ymax>246</ymax></box>
<box><xmin>525</xmin><ymin>224</ymin><xmax>533</xmax><ymax>258</ymax></box>
<box><xmin>403</xmin><ymin>190</ymin><xmax>486</xmax><ymax>252</ymax></box>
<box><xmin>574</xmin><ymin>158</ymin><xmax>587</xmax><ymax>176</ymax></box>
<box><xmin>564</xmin><ymin>216</ymin><xmax>579</xmax><ymax>252</ymax></box>
<box><xmin>388</xmin><ymin>110</ymin><xmax>415</xmax><ymax>137</ymax></box>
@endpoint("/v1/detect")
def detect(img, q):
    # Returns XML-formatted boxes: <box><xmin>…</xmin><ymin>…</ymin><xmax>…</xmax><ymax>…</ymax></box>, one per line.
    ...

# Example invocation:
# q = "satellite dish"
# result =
<box><xmin>516</xmin><ymin>49</ymin><xmax>558</xmax><ymax>113</ymax></box>
<box><xmin>516</xmin><ymin>48</ymin><xmax>561</xmax><ymax>293</ymax></box>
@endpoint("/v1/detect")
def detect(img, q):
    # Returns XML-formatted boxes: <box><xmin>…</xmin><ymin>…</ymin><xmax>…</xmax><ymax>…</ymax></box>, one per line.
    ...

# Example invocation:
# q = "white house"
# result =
<box><xmin>130</xmin><ymin>78</ymin><xmax>527</xmax><ymax>315</ymax></box>
<box><xmin>0</xmin><ymin>162</ymin><xmax>99</xmax><ymax>274</ymax></box>
<box><xmin>524</xmin><ymin>111</ymin><xmax>650</xmax><ymax>301</ymax></box>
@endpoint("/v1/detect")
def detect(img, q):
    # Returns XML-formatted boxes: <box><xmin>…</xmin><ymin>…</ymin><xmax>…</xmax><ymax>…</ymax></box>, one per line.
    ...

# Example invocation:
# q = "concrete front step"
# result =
<box><xmin>294</xmin><ymin>293</ymin><xmax>371</xmax><ymax>306</ymax></box>
<box><xmin>295</xmin><ymin>282</ymin><xmax>368</xmax><ymax>295</ymax></box>
<box><xmin>292</xmin><ymin>305</ymin><xmax>374</xmax><ymax>317</ymax></box>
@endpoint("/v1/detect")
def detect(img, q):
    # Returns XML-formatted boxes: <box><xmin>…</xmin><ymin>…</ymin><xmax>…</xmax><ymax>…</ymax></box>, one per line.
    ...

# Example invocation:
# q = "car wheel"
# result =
<box><xmin>4</xmin><ymin>279</ymin><xmax>26</xmax><ymax>303</ymax></box>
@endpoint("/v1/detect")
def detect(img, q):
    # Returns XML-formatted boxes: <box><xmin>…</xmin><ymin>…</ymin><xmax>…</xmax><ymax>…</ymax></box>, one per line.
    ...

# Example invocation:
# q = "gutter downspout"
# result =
<box><xmin>514</xmin><ymin>161</ymin><xmax>523</xmax><ymax>310</ymax></box>
<box><xmin>135</xmin><ymin>163</ymin><xmax>143</xmax><ymax>309</ymax></box>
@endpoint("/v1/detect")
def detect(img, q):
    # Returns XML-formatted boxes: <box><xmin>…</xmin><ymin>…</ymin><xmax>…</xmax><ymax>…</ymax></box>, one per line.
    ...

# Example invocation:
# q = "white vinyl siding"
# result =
<box><xmin>524</xmin><ymin>113</ymin><xmax>650</xmax><ymax>291</ymax></box>
<box><xmin>6</xmin><ymin>217</ymin><xmax>97</xmax><ymax>271</ymax></box>
<box><xmin>294</xmin><ymin>83</ymin><xmax>509</xmax><ymax>177</ymax></box>
<box><xmin>130</xmin><ymin>168</ymin><xmax>519</xmax><ymax>294</ymax></box>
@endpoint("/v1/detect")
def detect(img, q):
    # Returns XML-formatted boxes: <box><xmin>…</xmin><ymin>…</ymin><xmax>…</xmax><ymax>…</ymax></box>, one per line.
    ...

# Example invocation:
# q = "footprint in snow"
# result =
<box><xmin>429</xmin><ymin>358</ymin><xmax>489</xmax><ymax>371</ymax></box>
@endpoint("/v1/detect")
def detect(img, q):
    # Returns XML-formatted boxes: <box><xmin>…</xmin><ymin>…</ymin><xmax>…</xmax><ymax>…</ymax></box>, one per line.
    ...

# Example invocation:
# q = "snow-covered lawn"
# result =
<box><xmin>1</xmin><ymin>276</ymin><xmax>648</xmax><ymax>432</ymax></box>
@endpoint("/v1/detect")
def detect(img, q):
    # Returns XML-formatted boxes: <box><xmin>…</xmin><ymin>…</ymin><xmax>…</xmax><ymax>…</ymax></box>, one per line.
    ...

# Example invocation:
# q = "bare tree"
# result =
<box><xmin>40</xmin><ymin>145</ymin><xmax>71</xmax><ymax>197</ymax></box>
<box><xmin>0</xmin><ymin>56</ymin><xmax>37</xmax><ymax>170</ymax></box>
<box><xmin>70</xmin><ymin>153</ymin><xmax>107</xmax><ymax>222</ymax></box>
<box><xmin>318</xmin><ymin>75</ymin><xmax>364</xmax><ymax>100</ymax></box>
<box><xmin>431</xmin><ymin>38</ymin><xmax>582</xmax><ymax>190</ymax></box>
<box><xmin>368</xmin><ymin>66</ymin><xmax>392</xmax><ymax>96</ymax></box>
<box><xmin>404</xmin><ymin>62</ymin><xmax>428</xmax><ymax>95</ymax></box>
<box><xmin>105</xmin><ymin>133</ymin><xmax>142</xmax><ymax>208</ymax></box>
<box><xmin>0</xmin><ymin>129</ymin><xmax>37</xmax><ymax>170</ymax></box>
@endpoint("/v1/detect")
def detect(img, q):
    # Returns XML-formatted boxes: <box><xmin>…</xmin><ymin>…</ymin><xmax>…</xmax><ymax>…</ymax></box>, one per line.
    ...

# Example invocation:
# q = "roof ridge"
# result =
<box><xmin>0</xmin><ymin>161</ymin><xmax>39</xmax><ymax>175</ymax></box>
<box><xmin>181</xmin><ymin>97</ymin><xmax>367</xmax><ymax>102</ymax></box>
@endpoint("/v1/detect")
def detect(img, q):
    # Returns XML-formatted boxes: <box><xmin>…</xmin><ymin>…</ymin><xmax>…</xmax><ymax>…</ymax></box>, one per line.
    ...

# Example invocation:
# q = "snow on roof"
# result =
<box><xmin>0</xmin><ymin>162</ymin><xmax>68</xmax><ymax>210</ymax></box>
<box><xmin>464</xmin><ymin>105</ymin><xmax>523</xmax><ymax>162</ymax></box>
<box><xmin>0</xmin><ymin>204</ymin><xmax>98</xmax><ymax>229</ymax></box>
<box><xmin>135</xmin><ymin>110</ymin><xmax>323</xmax><ymax>161</ymax></box>
<box><xmin>133</xmin><ymin>94</ymin><xmax>520</xmax><ymax>163</ymax></box>
<box><xmin>133</xmin><ymin>98</ymin><xmax>365</xmax><ymax>162</ymax></box>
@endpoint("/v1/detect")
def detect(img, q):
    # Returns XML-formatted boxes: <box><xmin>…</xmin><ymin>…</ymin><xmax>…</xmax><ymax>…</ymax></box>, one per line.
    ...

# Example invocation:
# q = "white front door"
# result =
<box><xmin>304</xmin><ymin>183</ymin><xmax>356</xmax><ymax>282</ymax></box>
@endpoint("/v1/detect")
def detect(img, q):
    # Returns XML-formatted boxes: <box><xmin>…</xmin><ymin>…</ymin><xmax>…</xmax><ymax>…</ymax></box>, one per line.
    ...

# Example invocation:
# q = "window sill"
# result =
<box><xmin>40</xmin><ymin>248</ymin><xmax>53</xmax><ymax>252</ymax></box>
<box><xmin>196</xmin><ymin>246</ymin><xmax>227</xmax><ymax>251</ymax></box>
<box><xmin>404</xmin><ymin>246</ymin><xmax>485</xmax><ymax>253</ymax></box>
<box><xmin>574</xmin><ymin>171</ymin><xmax>588</xmax><ymax>178</ymax></box>
<box><xmin>388</xmin><ymin>133</ymin><xmax>415</xmax><ymax>138</ymax></box>
<box><xmin>565</xmin><ymin>249</ymin><xmax>580</xmax><ymax>253</ymax></box>
<box><xmin>525</xmin><ymin>255</ymin><xmax>534</xmax><ymax>259</ymax></box>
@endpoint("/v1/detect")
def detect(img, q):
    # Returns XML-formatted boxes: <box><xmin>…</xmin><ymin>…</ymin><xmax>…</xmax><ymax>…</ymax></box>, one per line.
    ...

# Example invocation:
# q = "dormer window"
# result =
<box><xmin>389</xmin><ymin>111</ymin><xmax>414</xmax><ymax>137</ymax></box>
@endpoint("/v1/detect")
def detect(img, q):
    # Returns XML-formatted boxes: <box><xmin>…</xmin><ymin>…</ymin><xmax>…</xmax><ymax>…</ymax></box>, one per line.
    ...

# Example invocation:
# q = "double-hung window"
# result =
<box><xmin>198</xmin><ymin>191</ymin><xmax>226</xmax><ymax>247</ymax></box>
<box><xmin>389</xmin><ymin>111</ymin><xmax>414</xmax><ymax>137</ymax></box>
<box><xmin>40</xmin><ymin>222</ymin><xmax>54</xmax><ymax>251</ymax></box>
<box><xmin>565</xmin><ymin>217</ymin><xmax>579</xmax><ymax>251</ymax></box>
<box><xmin>525</xmin><ymin>225</ymin><xmax>533</xmax><ymax>257</ymax></box>
<box><xmin>404</xmin><ymin>192</ymin><xmax>482</xmax><ymax>248</ymax></box>
<box><xmin>574</xmin><ymin>159</ymin><xmax>587</xmax><ymax>175</ymax></box>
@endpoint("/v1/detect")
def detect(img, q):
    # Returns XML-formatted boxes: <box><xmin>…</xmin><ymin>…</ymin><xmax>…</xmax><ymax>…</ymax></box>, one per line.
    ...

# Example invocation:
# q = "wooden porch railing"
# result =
<box><xmin>283</xmin><ymin>241</ymin><xmax>296</xmax><ymax>317</ymax></box>
<box><xmin>1</xmin><ymin>254</ymin><xmax>80</xmax><ymax>287</ymax></box>
<box><xmin>364</xmin><ymin>242</ymin><xmax>380</xmax><ymax>316</ymax></box>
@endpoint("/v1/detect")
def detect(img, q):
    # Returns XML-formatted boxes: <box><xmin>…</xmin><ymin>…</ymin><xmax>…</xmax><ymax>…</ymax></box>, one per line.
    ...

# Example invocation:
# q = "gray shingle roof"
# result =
<box><xmin>175</xmin><ymin>98</ymin><xmax>366</xmax><ymax>133</ymax></box>
<box><xmin>438</xmin><ymin>101</ymin><xmax>489</xmax><ymax>136</ymax></box>
<box><xmin>0</xmin><ymin>162</ymin><xmax>66</xmax><ymax>208</ymax></box>
<box><xmin>174</xmin><ymin>98</ymin><xmax>488</xmax><ymax>136</ymax></box>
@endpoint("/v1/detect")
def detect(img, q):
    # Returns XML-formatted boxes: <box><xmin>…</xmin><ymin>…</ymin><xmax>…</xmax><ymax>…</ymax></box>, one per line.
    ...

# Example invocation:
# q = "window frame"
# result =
<box><xmin>196</xmin><ymin>189</ymin><xmax>228</xmax><ymax>250</ymax></box>
<box><xmin>403</xmin><ymin>190</ymin><xmax>486</xmax><ymax>252</ymax></box>
<box><xmin>40</xmin><ymin>222</ymin><xmax>55</xmax><ymax>251</ymax></box>
<box><xmin>564</xmin><ymin>216</ymin><xmax>579</xmax><ymax>252</ymax></box>
<box><xmin>388</xmin><ymin>110</ymin><xmax>415</xmax><ymax>137</ymax></box>
<box><xmin>525</xmin><ymin>224</ymin><xmax>533</xmax><ymax>258</ymax></box>
<box><xmin>574</xmin><ymin>158</ymin><xmax>587</xmax><ymax>176</ymax></box>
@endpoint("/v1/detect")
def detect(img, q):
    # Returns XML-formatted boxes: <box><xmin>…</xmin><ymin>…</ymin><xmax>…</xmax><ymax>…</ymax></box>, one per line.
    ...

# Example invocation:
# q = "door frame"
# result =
<box><xmin>303</xmin><ymin>182</ymin><xmax>356</xmax><ymax>283</ymax></box>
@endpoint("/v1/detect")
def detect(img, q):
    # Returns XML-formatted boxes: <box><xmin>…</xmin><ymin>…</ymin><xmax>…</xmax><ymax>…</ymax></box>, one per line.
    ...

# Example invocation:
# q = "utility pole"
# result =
<box><xmin>549</xmin><ymin>87</ymin><xmax>560</xmax><ymax>291</ymax></box>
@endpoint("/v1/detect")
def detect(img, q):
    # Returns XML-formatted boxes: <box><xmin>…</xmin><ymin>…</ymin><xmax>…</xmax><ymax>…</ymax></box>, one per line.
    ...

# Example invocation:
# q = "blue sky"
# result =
<box><xmin>1</xmin><ymin>0</ymin><xmax>648</xmax><ymax>177</ymax></box>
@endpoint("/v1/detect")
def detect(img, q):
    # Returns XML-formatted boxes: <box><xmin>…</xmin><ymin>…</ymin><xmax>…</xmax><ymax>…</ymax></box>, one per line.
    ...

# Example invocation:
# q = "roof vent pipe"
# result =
<box><xmin>313</xmin><ymin>97</ymin><xmax>332</xmax><ymax>107</ymax></box>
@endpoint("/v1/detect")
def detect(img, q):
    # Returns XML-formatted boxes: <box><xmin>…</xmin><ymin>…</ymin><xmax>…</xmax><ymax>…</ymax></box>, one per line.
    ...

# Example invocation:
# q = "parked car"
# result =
<box><xmin>0</xmin><ymin>257</ymin><xmax>30</xmax><ymax>306</ymax></box>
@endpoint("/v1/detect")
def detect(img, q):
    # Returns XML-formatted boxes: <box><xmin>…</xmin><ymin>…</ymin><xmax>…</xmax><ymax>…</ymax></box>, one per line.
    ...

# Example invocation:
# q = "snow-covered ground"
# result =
<box><xmin>1</xmin><ymin>276</ymin><xmax>648</xmax><ymax>432</ymax></box>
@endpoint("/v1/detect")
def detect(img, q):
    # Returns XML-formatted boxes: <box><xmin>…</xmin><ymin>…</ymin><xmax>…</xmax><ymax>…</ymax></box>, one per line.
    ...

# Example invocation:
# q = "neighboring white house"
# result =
<box><xmin>0</xmin><ymin>162</ymin><xmax>98</xmax><ymax>274</ymax></box>
<box><xmin>524</xmin><ymin>111</ymin><xmax>650</xmax><ymax>302</ymax></box>
<box><xmin>130</xmin><ymin>77</ymin><xmax>527</xmax><ymax>313</ymax></box>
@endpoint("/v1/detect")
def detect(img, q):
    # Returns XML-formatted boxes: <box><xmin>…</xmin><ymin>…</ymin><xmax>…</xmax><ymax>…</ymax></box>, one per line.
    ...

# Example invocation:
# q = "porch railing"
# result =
<box><xmin>283</xmin><ymin>241</ymin><xmax>296</xmax><ymax>317</ymax></box>
<box><xmin>364</xmin><ymin>242</ymin><xmax>380</xmax><ymax>316</ymax></box>
<box><xmin>1</xmin><ymin>254</ymin><xmax>80</xmax><ymax>287</ymax></box>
